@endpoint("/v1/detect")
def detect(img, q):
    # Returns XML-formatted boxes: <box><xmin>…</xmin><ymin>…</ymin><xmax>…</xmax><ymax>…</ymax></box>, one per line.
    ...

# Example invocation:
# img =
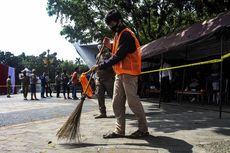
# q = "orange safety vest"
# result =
<box><xmin>112</xmin><ymin>28</ymin><xmax>141</xmax><ymax>75</ymax></box>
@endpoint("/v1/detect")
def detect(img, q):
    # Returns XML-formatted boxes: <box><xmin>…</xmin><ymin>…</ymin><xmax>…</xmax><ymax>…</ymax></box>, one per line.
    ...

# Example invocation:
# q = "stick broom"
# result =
<box><xmin>56</xmin><ymin>45</ymin><xmax>105</xmax><ymax>142</ymax></box>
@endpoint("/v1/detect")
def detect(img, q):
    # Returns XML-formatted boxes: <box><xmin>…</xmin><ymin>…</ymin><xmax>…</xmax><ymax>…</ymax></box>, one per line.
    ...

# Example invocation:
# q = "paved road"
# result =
<box><xmin>1</xmin><ymin>94</ymin><xmax>230</xmax><ymax>153</ymax></box>
<box><xmin>0</xmin><ymin>94</ymin><xmax>97</xmax><ymax>127</ymax></box>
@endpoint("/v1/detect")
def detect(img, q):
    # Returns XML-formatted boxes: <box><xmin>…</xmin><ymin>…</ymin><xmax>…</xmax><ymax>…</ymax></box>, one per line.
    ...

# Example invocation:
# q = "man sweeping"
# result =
<box><xmin>91</xmin><ymin>9</ymin><xmax>149</xmax><ymax>139</ymax></box>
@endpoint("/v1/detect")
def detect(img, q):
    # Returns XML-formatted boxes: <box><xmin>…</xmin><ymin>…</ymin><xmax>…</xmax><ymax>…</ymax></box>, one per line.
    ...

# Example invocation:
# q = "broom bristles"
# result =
<box><xmin>56</xmin><ymin>97</ymin><xmax>84</xmax><ymax>142</ymax></box>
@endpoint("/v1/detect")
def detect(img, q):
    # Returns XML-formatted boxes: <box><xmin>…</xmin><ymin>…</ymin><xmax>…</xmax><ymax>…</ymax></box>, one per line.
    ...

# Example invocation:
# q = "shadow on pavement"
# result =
<box><xmin>214</xmin><ymin>128</ymin><xmax>230</xmax><ymax>136</ymax></box>
<box><xmin>125</xmin><ymin>135</ymin><xmax>193</xmax><ymax>153</ymax></box>
<box><xmin>127</xmin><ymin>102</ymin><xmax>230</xmax><ymax>136</ymax></box>
<box><xmin>59</xmin><ymin>143</ymin><xmax>106</xmax><ymax>148</ymax></box>
<box><xmin>59</xmin><ymin>135</ymin><xmax>193</xmax><ymax>153</ymax></box>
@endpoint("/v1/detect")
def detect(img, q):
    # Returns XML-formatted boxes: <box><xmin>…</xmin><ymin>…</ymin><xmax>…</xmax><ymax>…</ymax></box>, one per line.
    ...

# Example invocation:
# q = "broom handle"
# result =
<box><xmin>82</xmin><ymin>44</ymin><xmax>105</xmax><ymax>96</ymax></box>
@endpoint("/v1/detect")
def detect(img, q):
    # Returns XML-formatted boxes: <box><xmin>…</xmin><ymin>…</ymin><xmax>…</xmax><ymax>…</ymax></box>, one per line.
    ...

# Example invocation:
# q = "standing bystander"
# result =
<box><xmin>94</xmin><ymin>45</ymin><xmax>115</xmax><ymax>119</ymax></box>
<box><xmin>71</xmin><ymin>67</ymin><xmax>79</xmax><ymax>100</ymax></box>
<box><xmin>159</xmin><ymin>60</ymin><xmax>172</xmax><ymax>102</ymax></box>
<box><xmin>6</xmin><ymin>76</ymin><xmax>11</xmax><ymax>98</ymax></box>
<box><xmin>20</xmin><ymin>71</ymin><xmax>30</xmax><ymax>100</ymax></box>
<box><xmin>40</xmin><ymin>72</ymin><xmax>46</xmax><ymax>98</ymax></box>
<box><xmin>61</xmin><ymin>70</ymin><xmax>71</xmax><ymax>99</ymax></box>
<box><xmin>30</xmin><ymin>69</ymin><xmax>38</xmax><ymax>100</ymax></box>
<box><xmin>55</xmin><ymin>71</ymin><xmax>61</xmax><ymax>98</ymax></box>
<box><xmin>45</xmin><ymin>74</ymin><xmax>53</xmax><ymax>97</ymax></box>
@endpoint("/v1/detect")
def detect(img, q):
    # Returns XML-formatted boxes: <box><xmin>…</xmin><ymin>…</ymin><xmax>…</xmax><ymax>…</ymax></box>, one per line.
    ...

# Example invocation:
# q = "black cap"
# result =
<box><xmin>105</xmin><ymin>9</ymin><xmax>123</xmax><ymax>25</ymax></box>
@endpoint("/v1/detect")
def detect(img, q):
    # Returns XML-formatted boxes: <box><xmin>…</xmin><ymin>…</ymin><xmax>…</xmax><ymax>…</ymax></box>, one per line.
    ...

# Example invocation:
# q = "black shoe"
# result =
<box><xmin>103</xmin><ymin>132</ymin><xmax>124</xmax><ymax>139</ymax></box>
<box><xmin>95</xmin><ymin>114</ymin><xmax>107</xmax><ymax>119</ymax></box>
<box><xmin>128</xmin><ymin>130</ymin><xmax>149</xmax><ymax>139</ymax></box>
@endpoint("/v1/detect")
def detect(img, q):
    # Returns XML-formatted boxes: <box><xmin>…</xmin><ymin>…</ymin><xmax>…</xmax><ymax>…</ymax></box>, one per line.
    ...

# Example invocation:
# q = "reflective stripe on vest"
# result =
<box><xmin>112</xmin><ymin>28</ymin><xmax>141</xmax><ymax>75</ymax></box>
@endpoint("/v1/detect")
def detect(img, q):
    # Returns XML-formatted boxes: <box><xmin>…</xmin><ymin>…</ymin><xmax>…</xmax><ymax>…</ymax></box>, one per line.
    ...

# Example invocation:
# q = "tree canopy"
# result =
<box><xmin>47</xmin><ymin>0</ymin><xmax>230</xmax><ymax>45</ymax></box>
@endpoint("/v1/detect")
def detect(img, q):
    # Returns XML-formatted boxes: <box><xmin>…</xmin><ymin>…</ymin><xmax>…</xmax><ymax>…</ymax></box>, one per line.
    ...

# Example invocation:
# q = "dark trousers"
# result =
<box><xmin>96</xmin><ymin>79</ymin><xmax>114</xmax><ymax>115</ymax></box>
<box><xmin>46</xmin><ymin>85</ymin><xmax>52</xmax><ymax>96</ymax></box>
<box><xmin>72</xmin><ymin>85</ymin><xmax>77</xmax><ymax>99</ymax></box>
<box><xmin>160</xmin><ymin>76</ymin><xmax>171</xmax><ymax>102</ymax></box>
<box><xmin>7</xmin><ymin>86</ymin><xmax>11</xmax><ymax>97</ymax></box>
<box><xmin>63</xmin><ymin>84</ymin><xmax>70</xmax><ymax>98</ymax></box>
<box><xmin>56</xmin><ymin>84</ymin><xmax>60</xmax><ymax>97</ymax></box>
<box><xmin>41</xmin><ymin>85</ymin><xmax>45</xmax><ymax>98</ymax></box>
<box><xmin>22</xmin><ymin>85</ymin><xmax>29</xmax><ymax>98</ymax></box>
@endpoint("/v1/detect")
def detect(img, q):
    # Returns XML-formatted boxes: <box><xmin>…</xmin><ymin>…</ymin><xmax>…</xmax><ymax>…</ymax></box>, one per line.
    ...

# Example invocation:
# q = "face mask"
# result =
<box><xmin>110</xmin><ymin>22</ymin><xmax>119</xmax><ymax>32</ymax></box>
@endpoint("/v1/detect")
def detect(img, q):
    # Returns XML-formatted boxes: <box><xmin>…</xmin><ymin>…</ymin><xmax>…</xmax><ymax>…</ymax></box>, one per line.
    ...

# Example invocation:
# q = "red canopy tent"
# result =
<box><xmin>0</xmin><ymin>64</ymin><xmax>9</xmax><ymax>95</ymax></box>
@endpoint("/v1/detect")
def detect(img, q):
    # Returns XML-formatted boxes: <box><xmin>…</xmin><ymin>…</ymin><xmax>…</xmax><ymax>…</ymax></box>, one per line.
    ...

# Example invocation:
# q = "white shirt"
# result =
<box><xmin>159</xmin><ymin>62</ymin><xmax>172</xmax><ymax>82</ymax></box>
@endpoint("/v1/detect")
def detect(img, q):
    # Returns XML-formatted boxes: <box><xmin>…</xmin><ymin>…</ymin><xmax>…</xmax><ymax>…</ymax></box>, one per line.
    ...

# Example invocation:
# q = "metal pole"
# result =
<box><xmin>47</xmin><ymin>49</ymin><xmax>50</xmax><ymax>78</ymax></box>
<box><xmin>159</xmin><ymin>54</ymin><xmax>164</xmax><ymax>108</ymax></box>
<box><xmin>181</xmin><ymin>47</ymin><xmax>188</xmax><ymax>104</ymax></box>
<box><xmin>219</xmin><ymin>32</ymin><xmax>224</xmax><ymax>119</ymax></box>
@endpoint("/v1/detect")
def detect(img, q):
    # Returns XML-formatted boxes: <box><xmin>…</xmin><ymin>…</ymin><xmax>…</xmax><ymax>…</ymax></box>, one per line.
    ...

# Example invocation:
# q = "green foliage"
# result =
<box><xmin>59</xmin><ymin>60</ymin><xmax>89</xmax><ymax>75</ymax></box>
<box><xmin>46</xmin><ymin>0</ymin><xmax>230</xmax><ymax>45</ymax></box>
<box><xmin>60</xmin><ymin>60</ymin><xmax>77</xmax><ymax>74</ymax></box>
<box><xmin>78</xmin><ymin>64</ymin><xmax>89</xmax><ymax>73</ymax></box>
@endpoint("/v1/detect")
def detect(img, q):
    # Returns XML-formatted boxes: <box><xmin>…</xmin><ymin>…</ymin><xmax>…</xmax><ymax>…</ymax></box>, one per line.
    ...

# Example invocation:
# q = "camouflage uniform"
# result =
<box><xmin>95</xmin><ymin>48</ymin><xmax>115</xmax><ymax>117</ymax></box>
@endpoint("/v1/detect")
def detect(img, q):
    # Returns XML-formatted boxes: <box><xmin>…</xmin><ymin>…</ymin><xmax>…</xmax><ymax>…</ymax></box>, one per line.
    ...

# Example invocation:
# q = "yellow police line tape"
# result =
<box><xmin>1</xmin><ymin>52</ymin><xmax>230</xmax><ymax>87</ymax></box>
<box><xmin>0</xmin><ymin>85</ymin><xmax>21</xmax><ymax>88</ymax></box>
<box><xmin>141</xmin><ymin>52</ymin><xmax>230</xmax><ymax>75</ymax></box>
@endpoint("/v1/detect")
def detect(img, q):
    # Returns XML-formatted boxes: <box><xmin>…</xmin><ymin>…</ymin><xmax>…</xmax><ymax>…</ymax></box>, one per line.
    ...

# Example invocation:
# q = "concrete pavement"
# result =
<box><xmin>0</xmin><ymin>94</ymin><xmax>230</xmax><ymax>153</ymax></box>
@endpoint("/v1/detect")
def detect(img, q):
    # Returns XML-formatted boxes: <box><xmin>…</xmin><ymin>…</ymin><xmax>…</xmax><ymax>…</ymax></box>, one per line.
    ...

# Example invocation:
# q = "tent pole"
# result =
<box><xmin>181</xmin><ymin>70</ymin><xmax>186</xmax><ymax>104</ymax></box>
<box><xmin>180</xmin><ymin>47</ymin><xmax>188</xmax><ymax>104</ymax></box>
<box><xmin>159</xmin><ymin>54</ymin><xmax>164</xmax><ymax>108</ymax></box>
<box><xmin>219</xmin><ymin>31</ymin><xmax>224</xmax><ymax>119</ymax></box>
